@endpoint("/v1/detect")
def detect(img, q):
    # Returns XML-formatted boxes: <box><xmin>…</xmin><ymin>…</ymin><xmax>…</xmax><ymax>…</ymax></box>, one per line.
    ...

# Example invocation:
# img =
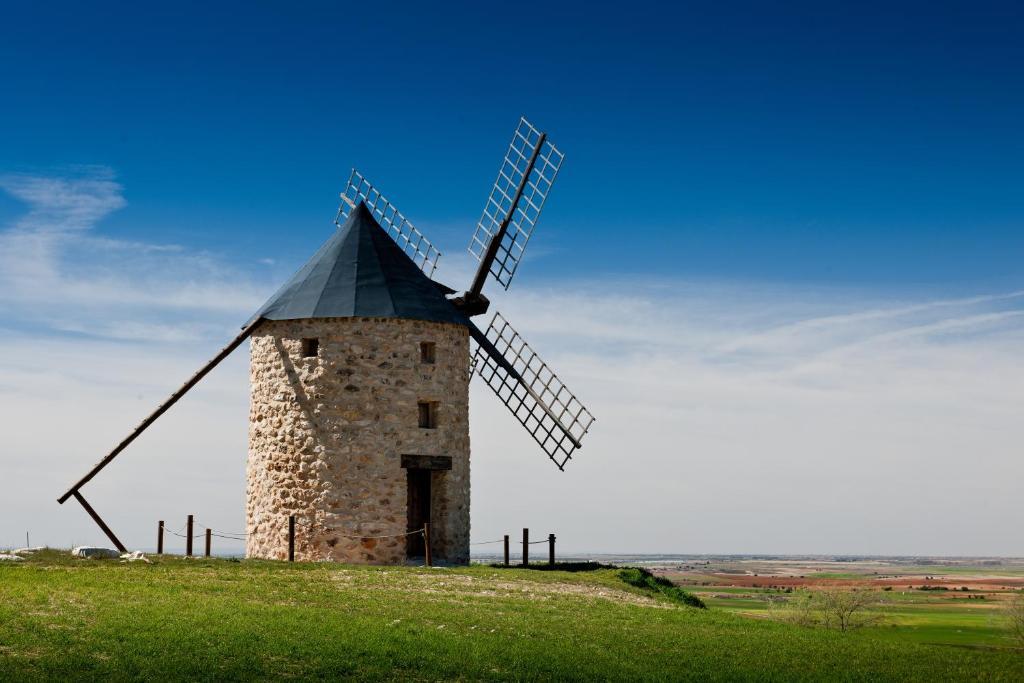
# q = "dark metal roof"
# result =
<box><xmin>250</xmin><ymin>202</ymin><xmax>468</xmax><ymax>326</ymax></box>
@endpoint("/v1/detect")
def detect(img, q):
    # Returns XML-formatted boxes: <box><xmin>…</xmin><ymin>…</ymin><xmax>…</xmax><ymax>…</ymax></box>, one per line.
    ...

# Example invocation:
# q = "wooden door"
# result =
<box><xmin>406</xmin><ymin>468</ymin><xmax>431</xmax><ymax>558</ymax></box>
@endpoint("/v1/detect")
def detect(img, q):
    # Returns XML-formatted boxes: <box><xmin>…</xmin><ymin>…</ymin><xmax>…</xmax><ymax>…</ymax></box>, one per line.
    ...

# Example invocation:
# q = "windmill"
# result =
<box><xmin>57</xmin><ymin>117</ymin><xmax>595</xmax><ymax>564</ymax></box>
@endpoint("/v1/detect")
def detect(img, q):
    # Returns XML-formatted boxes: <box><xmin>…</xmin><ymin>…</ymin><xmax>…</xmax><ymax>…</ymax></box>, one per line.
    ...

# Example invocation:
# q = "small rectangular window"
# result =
<box><xmin>301</xmin><ymin>338</ymin><xmax>319</xmax><ymax>358</ymax></box>
<box><xmin>420</xmin><ymin>341</ymin><xmax>436</xmax><ymax>364</ymax></box>
<box><xmin>417</xmin><ymin>401</ymin><xmax>437</xmax><ymax>429</ymax></box>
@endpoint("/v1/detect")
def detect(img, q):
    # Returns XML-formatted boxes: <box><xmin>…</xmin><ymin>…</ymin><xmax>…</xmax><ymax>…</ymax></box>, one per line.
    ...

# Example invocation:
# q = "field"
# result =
<box><xmin>652</xmin><ymin>556</ymin><xmax>1024</xmax><ymax>649</ymax></box>
<box><xmin>1</xmin><ymin>551</ymin><xmax>1022</xmax><ymax>680</ymax></box>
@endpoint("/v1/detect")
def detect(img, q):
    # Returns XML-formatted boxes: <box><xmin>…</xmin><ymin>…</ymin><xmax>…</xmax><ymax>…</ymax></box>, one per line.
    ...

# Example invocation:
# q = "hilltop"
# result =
<box><xmin>0</xmin><ymin>550</ymin><xmax>1020</xmax><ymax>681</ymax></box>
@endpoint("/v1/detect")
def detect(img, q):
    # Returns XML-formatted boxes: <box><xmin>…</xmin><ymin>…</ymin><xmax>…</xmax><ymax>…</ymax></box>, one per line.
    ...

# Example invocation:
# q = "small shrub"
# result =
<box><xmin>1006</xmin><ymin>591</ymin><xmax>1024</xmax><ymax>650</ymax></box>
<box><xmin>618</xmin><ymin>567</ymin><xmax>706</xmax><ymax>609</ymax></box>
<box><xmin>770</xmin><ymin>589</ymin><xmax>883</xmax><ymax>632</ymax></box>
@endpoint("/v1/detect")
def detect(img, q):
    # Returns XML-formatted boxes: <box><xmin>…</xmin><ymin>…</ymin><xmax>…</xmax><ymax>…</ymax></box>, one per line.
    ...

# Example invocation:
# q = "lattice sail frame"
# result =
<box><xmin>472</xmin><ymin>312</ymin><xmax>595</xmax><ymax>469</ymax></box>
<box><xmin>468</xmin><ymin>117</ymin><xmax>564</xmax><ymax>290</ymax></box>
<box><xmin>336</xmin><ymin>169</ymin><xmax>441</xmax><ymax>277</ymax></box>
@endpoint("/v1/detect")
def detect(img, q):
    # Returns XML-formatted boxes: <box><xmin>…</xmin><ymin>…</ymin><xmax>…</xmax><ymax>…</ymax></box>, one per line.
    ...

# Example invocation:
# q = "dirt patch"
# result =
<box><xmin>337</xmin><ymin>571</ymin><xmax>671</xmax><ymax>608</ymax></box>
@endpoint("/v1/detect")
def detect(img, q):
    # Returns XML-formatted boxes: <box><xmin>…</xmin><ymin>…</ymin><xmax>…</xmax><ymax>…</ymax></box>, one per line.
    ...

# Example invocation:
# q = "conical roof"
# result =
<box><xmin>250</xmin><ymin>202</ymin><xmax>467</xmax><ymax>326</ymax></box>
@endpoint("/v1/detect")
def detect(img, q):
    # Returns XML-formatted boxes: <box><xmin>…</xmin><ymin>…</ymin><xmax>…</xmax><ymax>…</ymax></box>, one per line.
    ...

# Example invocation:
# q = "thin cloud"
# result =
<box><xmin>1</xmin><ymin>170</ymin><xmax>1022</xmax><ymax>555</ymax></box>
<box><xmin>0</xmin><ymin>169</ymin><xmax>271</xmax><ymax>343</ymax></box>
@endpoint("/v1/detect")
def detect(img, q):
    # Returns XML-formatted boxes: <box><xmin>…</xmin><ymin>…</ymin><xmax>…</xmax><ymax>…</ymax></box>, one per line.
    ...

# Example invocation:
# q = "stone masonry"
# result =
<box><xmin>246</xmin><ymin>317</ymin><xmax>470</xmax><ymax>564</ymax></box>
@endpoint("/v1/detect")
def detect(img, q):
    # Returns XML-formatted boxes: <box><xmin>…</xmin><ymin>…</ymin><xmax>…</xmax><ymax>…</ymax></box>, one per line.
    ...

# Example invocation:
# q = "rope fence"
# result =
<box><xmin>165</xmin><ymin>529</ymin><xmax>202</xmax><ymax>539</ymax></box>
<box><xmin>155</xmin><ymin>515</ymin><xmax>558</xmax><ymax>567</ymax></box>
<box><xmin>323</xmin><ymin>529</ymin><xmax>425</xmax><ymax>540</ymax></box>
<box><xmin>291</xmin><ymin>516</ymin><xmax>425</xmax><ymax>540</ymax></box>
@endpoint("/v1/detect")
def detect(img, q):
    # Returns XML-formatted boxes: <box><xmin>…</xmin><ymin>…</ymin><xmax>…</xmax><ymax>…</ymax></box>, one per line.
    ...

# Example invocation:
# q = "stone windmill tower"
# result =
<box><xmin>57</xmin><ymin>118</ymin><xmax>595</xmax><ymax>565</ymax></box>
<box><xmin>246</xmin><ymin>203</ymin><xmax>472</xmax><ymax>564</ymax></box>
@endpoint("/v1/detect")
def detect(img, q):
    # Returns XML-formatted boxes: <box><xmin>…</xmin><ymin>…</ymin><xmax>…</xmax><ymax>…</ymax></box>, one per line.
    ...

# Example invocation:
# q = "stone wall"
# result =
<box><xmin>246</xmin><ymin>317</ymin><xmax>470</xmax><ymax>564</ymax></box>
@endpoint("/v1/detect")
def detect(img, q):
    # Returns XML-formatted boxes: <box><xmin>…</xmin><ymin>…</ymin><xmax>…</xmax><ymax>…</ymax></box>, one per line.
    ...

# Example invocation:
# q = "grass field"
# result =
<box><xmin>697</xmin><ymin>590</ymin><xmax>1012</xmax><ymax>648</ymax></box>
<box><xmin>656</xmin><ymin>556</ymin><xmax>1024</xmax><ymax>651</ymax></box>
<box><xmin>1</xmin><ymin>551</ymin><xmax>1022</xmax><ymax>681</ymax></box>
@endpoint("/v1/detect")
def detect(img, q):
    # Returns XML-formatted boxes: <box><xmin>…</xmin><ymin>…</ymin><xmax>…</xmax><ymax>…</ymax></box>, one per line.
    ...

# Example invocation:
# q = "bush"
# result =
<box><xmin>618</xmin><ymin>567</ymin><xmax>706</xmax><ymax>609</ymax></box>
<box><xmin>770</xmin><ymin>589</ymin><xmax>883</xmax><ymax>632</ymax></box>
<box><xmin>1006</xmin><ymin>592</ymin><xmax>1024</xmax><ymax>650</ymax></box>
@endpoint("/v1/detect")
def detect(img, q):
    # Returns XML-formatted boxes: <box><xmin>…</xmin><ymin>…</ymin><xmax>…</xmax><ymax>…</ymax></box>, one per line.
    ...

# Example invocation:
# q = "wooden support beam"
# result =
<box><xmin>57</xmin><ymin>318</ymin><xmax>263</xmax><ymax>505</ymax></box>
<box><xmin>71</xmin><ymin>491</ymin><xmax>126</xmax><ymax>552</ymax></box>
<box><xmin>400</xmin><ymin>454</ymin><xmax>452</xmax><ymax>471</ymax></box>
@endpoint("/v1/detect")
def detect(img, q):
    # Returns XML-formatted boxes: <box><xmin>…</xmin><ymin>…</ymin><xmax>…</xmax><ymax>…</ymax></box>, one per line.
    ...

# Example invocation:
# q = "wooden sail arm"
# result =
<box><xmin>468</xmin><ymin>132</ymin><xmax>547</xmax><ymax>298</ymax></box>
<box><xmin>57</xmin><ymin>318</ymin><xmax>264</xmax><ymax>505</ymax></box>
<box><xmin>467</xmin><ymin>320</ymin><xmax>581</xmax><ymax>451</ymax></box>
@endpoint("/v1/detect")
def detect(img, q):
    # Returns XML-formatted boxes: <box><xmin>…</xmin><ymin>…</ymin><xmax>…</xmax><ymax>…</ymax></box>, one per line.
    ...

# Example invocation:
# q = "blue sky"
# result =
<box><xmin>2</xmin><ymin>3</ymin><xmax>1023</xmax><ymax>554</ymax></box>
<box><xmin>2</xmin><ymin>1</ymin><xmax>1022</xmax><ymax>290</ymax></box>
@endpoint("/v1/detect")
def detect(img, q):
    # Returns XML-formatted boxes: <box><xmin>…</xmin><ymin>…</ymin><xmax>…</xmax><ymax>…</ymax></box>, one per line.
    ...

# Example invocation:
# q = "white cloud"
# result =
<box><xmin>1</xmin><ymin>170</ymin><xmax>1022</xmax><ymax>557</ymax></box>
<box><xmin>0</xmin><ymin>169</ymin><xmax>268</xmax><ymax>343</ymax></box>
<box><xmin>467</xmin><ymin>283</ymin><xmax>1024</xmax><ymax>556</ymax></box>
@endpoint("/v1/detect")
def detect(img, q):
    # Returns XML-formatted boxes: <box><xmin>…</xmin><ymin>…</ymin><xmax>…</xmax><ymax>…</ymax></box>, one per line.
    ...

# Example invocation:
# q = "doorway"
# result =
<box><xmin>406</xmin><ymin>468</ymin><xmax>431</xmax><ymax>558</ymax></box>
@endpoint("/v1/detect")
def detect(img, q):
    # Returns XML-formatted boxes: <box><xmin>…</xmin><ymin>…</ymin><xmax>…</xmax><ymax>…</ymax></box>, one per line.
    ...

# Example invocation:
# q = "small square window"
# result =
<box><xmin>418</xmin><ymin>401</ymin><xmax>437</xmax><ymax>429</ymax></box>
<box><xmin>420</xmin><ymin>341</ymin><xmax>436</xmax><ymax>364</ymax></box>
<box><xmin>301</xmin><ymin>338</ymin><xmax>319</xmax><ymax>358</ymax></box>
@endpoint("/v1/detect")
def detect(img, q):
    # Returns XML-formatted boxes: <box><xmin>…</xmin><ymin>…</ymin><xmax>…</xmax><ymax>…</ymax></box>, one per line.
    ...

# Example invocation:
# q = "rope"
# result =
<box><xmin>292</xmin><ymin>517</ymin><xmax>425</xmax><ymax>540</ymax></box>
<box><xmin>470</xmin><ymin>539</ymin><xmax>505</xmax><ymax>545</ymax></box>
<box><xmin>317</xmin><ymin>528</ymin><xmax>425</xmax><ymax>540</ymax></box>
<box><xmin>165</xmin><ymin>529</ymin><xmax>203</xmax><ymax>539</ymax></box>
<box><xmin>194</xmin><ymin>520</ymin><xmax>248</xmax><ymax>538</ymax></box>
<box><xmin>527</xmin><ymin>539</ymin><xmax>549</xmax><ymax>544</ymax></box>
<box><xmin>165</xmin><ymin>517</ymin><xmax>423</xmax><ymax>542</ymax></box>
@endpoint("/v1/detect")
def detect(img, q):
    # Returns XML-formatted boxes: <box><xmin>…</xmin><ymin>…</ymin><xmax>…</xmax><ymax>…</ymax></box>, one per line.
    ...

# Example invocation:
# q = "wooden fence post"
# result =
<box><xmin>424</xmin><ymin>522</ymin><xmax>432</xmax><ymax>567</ymax></box>
<box><xmin>205</xmin><ymin>528</ymin><xmax>212</xmax><ymax>557</ymax></box>
<box><xmin>157</xmin><ymin>520</ymin><xmax>164</xmax><ymax>555</ymax></box>
<box><xmin>503</xmin><ymin>534</ymin><xmax>510</xmax><ymax>567</ymax></box>
<box><xmin>186</xmin><ymin>515</ymin><xmax>194</xmax><ymax>557</ymax></box>
<box><xmin>288</xmin><ymin>515</ymin><xmax>295</xmax><ymax>562</ymax></box>
<box><xmin>522</xmin><ymin>528</ymin><xmax>529</xmax><ymax>566</ymax></box>
<box><xmin>549</xmin><ymin>534</ymin><xmax>555</xmax><ymax>566</ymax></box>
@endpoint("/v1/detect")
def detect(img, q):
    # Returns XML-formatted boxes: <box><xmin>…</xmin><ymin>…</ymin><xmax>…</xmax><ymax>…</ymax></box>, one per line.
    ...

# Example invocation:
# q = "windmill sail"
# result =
<box><xmin>468</xmin><ymin>117</ymin><xmax>564</xmax><ymax>291</ymax></box>
<box><xmin>337</xmin><ymin>169</ymin><xmax>441</xmax><ymax>277</ymax></box>
<box><xmin>469</xmin><ymin>312</ymin><xmax>594</xmax><ymax>469</ymax></box>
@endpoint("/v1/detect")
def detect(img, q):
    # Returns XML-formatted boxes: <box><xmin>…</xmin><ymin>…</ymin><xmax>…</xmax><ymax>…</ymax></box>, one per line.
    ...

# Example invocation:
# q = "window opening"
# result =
<box><xmin>420</xmin><ymin>341</ymin><xmax>436</xmax><ymax>364</ymax></box>
<box><xmin>418</xmin><ymin>401</ymin><xmax>437</xmax><ymax>428</ymax></box>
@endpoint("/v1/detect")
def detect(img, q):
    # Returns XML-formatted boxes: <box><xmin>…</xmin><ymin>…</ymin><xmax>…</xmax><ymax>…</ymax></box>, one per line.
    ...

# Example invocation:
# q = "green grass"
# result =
<box><xmin>1</xmin><ymin>550</ymin><xmax>1022</xmax><ymax>681</ymax></box>
<box><xmin>689</xmin><ymin>585</ymin><xmax>1019</xmax><ymax>650</ymax></box>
